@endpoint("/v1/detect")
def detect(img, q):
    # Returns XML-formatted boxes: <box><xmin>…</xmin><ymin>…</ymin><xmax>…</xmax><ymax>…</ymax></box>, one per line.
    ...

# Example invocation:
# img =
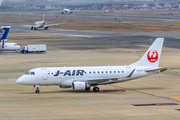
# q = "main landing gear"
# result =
<box><xmin>34</xmin><ymin>85</ymin><xmax>40</xmax><ymax>93</ymax></box>
<box><xmin>93</xmin><ymin>87</ymin><xmax>99</xmax><ymax>92</ymax></box>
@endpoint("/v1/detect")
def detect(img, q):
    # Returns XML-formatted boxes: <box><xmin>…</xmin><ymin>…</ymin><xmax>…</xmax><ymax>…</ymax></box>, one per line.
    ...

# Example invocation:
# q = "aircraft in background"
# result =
<box><xmin>61</xmin><ymin>8</ymin><xmax>73</xmax><ymax>14</ymax></box>
<box><xmin>23</xmin><ymin>13</ymin><xmax>60</xmax><ymax>30</ymax></box>
<box><xmin>0</xmin><ymin>26</ymin><xmax>20</xmax><ymax>51</ymax></box>
<box><xmin>16</xmin><ymin>38</ymin><xmax>167</xmax><ymax>93</ymax></box>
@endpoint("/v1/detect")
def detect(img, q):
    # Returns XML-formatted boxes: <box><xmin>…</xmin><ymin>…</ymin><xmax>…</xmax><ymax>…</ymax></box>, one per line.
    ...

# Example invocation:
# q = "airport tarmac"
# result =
<box><xmin>0</xmin><ymin>11</ymin><xmax>180</xmax><ymax>119</ymax></box>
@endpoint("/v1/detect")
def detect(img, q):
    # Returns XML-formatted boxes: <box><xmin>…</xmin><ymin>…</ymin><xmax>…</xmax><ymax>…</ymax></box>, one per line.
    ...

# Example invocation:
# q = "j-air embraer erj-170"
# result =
<box><xmin>23</xmin><ymin>13</ymin><xmax>61</xmax><ymax>30</ymax></box>
<box><xmin>16</xmin><ymin>38</ymin><xmax>168</xmax><ymax>93</ymax></box>
<box><xmin>0</xmin><ymin>26</ymin><xmax>20</xmax><ymax>51</ymax></box>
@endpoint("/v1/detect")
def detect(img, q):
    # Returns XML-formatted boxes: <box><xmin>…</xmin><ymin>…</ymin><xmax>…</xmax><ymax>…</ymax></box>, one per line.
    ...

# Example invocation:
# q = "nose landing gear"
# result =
<box><xmin>34</xmin><ymin>85</ymin><xmax>40</xmax><ymax>93</ymax></box>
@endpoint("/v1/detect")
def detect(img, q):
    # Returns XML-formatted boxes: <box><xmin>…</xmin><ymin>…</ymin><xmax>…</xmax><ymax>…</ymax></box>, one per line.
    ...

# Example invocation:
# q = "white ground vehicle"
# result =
<box><xmin>21</xmin><ymin>44</ymin><xmax>46</xmax><ymax>54</ymax></box>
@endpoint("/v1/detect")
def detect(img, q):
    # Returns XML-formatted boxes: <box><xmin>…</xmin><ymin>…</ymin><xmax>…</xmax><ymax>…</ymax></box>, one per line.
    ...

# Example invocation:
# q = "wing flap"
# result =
<box><xmin>76</xmin><ymin>78</ymin><xmax>119</xmax><ymax>84</ymax></box>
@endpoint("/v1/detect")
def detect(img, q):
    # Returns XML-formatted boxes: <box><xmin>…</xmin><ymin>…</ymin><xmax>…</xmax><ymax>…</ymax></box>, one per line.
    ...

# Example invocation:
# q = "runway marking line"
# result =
<box><xmin>110</xmin><ymin>85</ymin><xmax>180</xmax><ymax>103</ymax></box>
<box><xmin>132</xmin><ymin>103</ymin><xmax>178</xmax><ymax>106</ymax></box>
<box><xmin>169</xmin><ymin>96</ymin><xmax>180</xmax><ymax>100</ymax></box>
<box><xmin>155</xmin><ymin>92</ymin><xmax>158</xmax><ymax>96</ymax></box>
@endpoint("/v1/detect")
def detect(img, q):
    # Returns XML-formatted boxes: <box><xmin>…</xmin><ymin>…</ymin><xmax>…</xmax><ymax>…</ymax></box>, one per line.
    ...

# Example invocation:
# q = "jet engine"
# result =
<box><xmin>72</xmin><ymin>81</ymin><xmax>90</xmax><ymax>91</ymax></box>
<box><xmin>30</xmin><ymin>26</ymin><xmax>33</xmax><ymax>30</ymax></box>
<box><xmin>44</xmin><ymin>26</ymin><xmax>49</xmax><ymax>30</ymax></box>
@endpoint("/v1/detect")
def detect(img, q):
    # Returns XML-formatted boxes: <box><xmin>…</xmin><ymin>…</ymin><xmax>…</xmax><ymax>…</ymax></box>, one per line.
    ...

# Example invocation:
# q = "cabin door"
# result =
<box><xmin>42</xmin><ymin>68</ymin><xmax>48</xmax><ymax>80</ymax></box>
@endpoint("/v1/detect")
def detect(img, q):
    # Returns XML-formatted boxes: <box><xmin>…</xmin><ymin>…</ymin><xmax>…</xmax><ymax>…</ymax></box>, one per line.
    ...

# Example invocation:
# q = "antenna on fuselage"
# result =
<box><xmin>87</xmin><ymin>64</ymin><xmax>89</xmax><ymax>67</ymax></box>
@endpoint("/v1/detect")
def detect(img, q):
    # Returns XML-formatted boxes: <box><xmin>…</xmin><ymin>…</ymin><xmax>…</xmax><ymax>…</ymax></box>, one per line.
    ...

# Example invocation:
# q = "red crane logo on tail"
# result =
<box><xmin>147</xmin><ymin>50</ymin><xmax>158</xmax><ymax>63</ymax></box>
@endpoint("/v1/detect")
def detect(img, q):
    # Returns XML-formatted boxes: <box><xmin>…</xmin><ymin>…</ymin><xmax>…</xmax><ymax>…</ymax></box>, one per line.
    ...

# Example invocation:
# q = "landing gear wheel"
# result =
<box><xmin>36</xmin><ymin>90</ymin><xmax>40</xmax><ymax>93</ymax></box>
<box><xmin>34</xmin><ymin>85</ymin><xmax>40</xmax><ymax>93</ymax></box>
<box><xmin>93</xmin><ymin>87</ymin><xmax>99</xmax><ymax>92</ymax></box>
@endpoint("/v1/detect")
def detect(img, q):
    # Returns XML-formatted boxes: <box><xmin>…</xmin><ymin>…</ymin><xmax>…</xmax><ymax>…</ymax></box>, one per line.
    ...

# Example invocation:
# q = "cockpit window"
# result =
<box><xmin>25</xmin><ymin>72</ymin><xmax>35</xmax><ymax>75</ymax></box>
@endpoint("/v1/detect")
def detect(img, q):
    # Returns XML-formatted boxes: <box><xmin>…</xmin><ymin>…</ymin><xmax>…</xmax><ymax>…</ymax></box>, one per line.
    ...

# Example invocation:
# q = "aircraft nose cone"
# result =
<box><xmin>16</xmin><ymin>77</ymin><xmax>24</xmax><ymax>84</ymax></box>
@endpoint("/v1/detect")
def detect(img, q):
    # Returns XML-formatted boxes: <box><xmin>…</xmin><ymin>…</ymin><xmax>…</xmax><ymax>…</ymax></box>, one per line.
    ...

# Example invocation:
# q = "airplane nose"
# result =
<box><xmin>16</xmin><ymin>77</ymin><xmax>24</xmax><ymax>84</ymax></box>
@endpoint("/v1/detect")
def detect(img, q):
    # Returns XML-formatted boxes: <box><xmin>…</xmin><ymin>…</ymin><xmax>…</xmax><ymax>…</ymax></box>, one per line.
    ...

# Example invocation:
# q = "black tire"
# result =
<box><xmin>36</xmin><ymin>90</ymin><xmax>40</xmax><ymax>93</ymax></box>
<box><xmin>85</xmin><ymin>87</ymin><xmax>90</xmax><ymax>91</ymax></box>
<box><xmin>93</xmin><ymin>87</ymin><xmax>99</xmax><ymax>92</ymax></box>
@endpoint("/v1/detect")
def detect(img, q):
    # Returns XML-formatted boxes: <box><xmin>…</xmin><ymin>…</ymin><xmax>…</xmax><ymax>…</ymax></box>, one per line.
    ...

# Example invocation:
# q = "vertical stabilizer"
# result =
<box><xmin>0</xmin><ymin>0</ymin><xmax>3</xmax><ymax>6</ymax></box>
<box><xmin>0</xmin><ymin>26</ymin><xmax>11</xmax><ymax>41</ymax></box>
<box><xmin>130</xmin><ymin>38</ymin><xmax>164</xmax><ymax>67</ymax></box>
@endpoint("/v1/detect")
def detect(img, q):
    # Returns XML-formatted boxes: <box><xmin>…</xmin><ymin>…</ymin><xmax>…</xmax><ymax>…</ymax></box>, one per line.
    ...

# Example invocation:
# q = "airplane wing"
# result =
<box><xmin>23</xmin><ymin>25</ymin><xmax>39</xmax><ymax>28</ymax></box>
<box><xmin>44</xmin><ymin>23</ymin><xmax>63</xmax><ymax>27</ymax></box>
<box><xmin>145</xmin><ymin>67</ymin><xmax>169</xmax><ymax>72</ymax></box>
<box><xmin>77</xmin><ymin>77</ymin><xmax>119</xmax><ymax>85</ymax></box>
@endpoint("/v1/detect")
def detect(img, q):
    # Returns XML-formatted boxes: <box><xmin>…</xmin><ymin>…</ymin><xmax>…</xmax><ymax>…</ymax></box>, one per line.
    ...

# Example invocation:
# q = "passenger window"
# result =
<box><xmin>122</xmin><ymin>71</ymin><xmax>124</xmax><ymax>73</ymax></box>
<box><xmin>114</xmin><ymin>71</ymin><xmax>116</xmax><ymax>73</ymax></box>
<box><xmin>118</xmin><ymin>71</ymin><xmax>120</xmax><ymax>73</ymax></box>
<box><xmin>94</xmin><ymin>71</ymin><xmax>95</xmax><ymax>74</ymax></box>
<box><xmin>106</xmin><ymin>71</ymin><xmax>108</xmax><ymax>73</ymax></box>
<box><xmin>98</xmin><ymin>71</ymin><xmax>99</xmax><ymax>73</ymax></box>
<box><xmin>110</xmin><ymin>71</ymin><xmax>111</xmax><ymax>73</ymax></box>
<box><xmin>89</xmin><ymin>72</ymin><xmax>91</xmax><ymax>74</ymax></box>
<box><xmin>102</xmin><ymin>71</ymin><xmax>103</xmax><ymax>73</ymax></box>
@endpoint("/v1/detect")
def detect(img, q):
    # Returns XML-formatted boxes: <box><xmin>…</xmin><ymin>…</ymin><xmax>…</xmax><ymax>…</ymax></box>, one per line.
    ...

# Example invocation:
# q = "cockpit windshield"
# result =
<box><xmin>25</xmin><ymin>71</ymin><xmax>35</xmax><ymax>75</ymax></box>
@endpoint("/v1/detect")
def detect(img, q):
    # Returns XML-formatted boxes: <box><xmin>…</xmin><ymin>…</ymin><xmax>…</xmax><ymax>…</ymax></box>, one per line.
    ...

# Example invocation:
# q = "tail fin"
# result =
<box><xmin>0</xmin><ymin>26</ymin><xmax>11</xmax><ymax>41</ymax></box>
<box><xmin>43</xmin><ymin>13</ymin><xmax>44</xmax><ymax>21</ymax></box>
<box><xmin>130</xmin><ymin>38</ymin><xmax>164</xmax><ymax>67</ymax></box>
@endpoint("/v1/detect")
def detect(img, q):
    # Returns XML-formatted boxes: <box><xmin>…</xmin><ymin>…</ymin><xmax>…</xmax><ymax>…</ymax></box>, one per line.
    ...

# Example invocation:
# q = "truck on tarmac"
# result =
<box><xmin>21</xmin><ymin>44</ymin><xmax>46</xmax><ymax>54</ymax></box>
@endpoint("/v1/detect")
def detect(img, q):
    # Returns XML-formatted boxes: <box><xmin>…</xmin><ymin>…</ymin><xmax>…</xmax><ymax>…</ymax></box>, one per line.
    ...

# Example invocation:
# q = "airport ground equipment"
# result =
<box><xmin>21</xmin><ymin>44</ymin><xmax>46</xmax><ymax>54</ymax></box>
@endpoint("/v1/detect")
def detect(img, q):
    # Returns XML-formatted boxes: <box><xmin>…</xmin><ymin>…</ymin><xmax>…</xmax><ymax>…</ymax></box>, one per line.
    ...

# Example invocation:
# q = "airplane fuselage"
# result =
<box><xmin>34</xmin><ymin>21</ymin><xmax>45</xmax><ymax>28</ymax></box>
<box><xmin>0</xmin><ymin>42</ymin><xmax>20</xmax><ymax>51</ymax></box>
<box><xmin>16</xmin><ymin>66</ymin><xmax>159</xmax><ymax>86</ymax></box>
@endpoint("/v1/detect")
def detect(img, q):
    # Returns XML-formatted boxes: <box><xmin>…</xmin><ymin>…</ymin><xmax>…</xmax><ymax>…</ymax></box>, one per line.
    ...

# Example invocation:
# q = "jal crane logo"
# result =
<box><xmin>147</xmin><ymin>50</ymin><xmax>158</xmax><ymax>63</ymax></box>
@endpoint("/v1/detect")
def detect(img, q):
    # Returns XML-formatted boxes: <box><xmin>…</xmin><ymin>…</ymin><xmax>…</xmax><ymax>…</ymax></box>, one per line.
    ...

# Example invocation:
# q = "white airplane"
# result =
<box><xmin>61</xmin><ymin>8</ymin><xmax>73</xmax><ymax>14</ymax></box>
<box><xmin>0</xmin><ymin>26</ymin><xmax>20</xmax><ymax>51</ymax></box>
<box><xmin>16</xmin><ymin>38</ymin><xmax>168</xmax><ymax>93</ymax></box>
<box><xmin>23</xmin><ymin>13</ymin><xmax>60</xmax><ymax>30</ymax></box>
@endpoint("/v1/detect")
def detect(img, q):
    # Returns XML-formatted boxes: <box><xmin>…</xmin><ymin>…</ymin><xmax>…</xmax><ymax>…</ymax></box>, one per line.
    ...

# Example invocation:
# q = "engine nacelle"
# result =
<box><xmin>72</xmin><ymin>81</ymin><xmax>90</xmax><ymax>91</ymax></box>
<box><xmin>59</xmin><ymin>85</ymin><xmax>71</xmax><ymax>88</ymax></box>
<box><xmin>30</xmin><ymin>26</ymin><xmax>33</xmax><ymax>30</ymax></box>
<box><xmin>44</xmin><ymin>26</ymin><xmax>49</xmax><ymax>30</ymax></box>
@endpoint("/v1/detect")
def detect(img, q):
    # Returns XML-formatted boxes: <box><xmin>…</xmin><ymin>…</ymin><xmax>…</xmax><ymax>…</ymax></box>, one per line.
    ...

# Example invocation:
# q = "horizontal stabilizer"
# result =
<box><xmin>145</xmin><ymin>67</ymin><xmax>169</xmax><ymax>72</ymax></box>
